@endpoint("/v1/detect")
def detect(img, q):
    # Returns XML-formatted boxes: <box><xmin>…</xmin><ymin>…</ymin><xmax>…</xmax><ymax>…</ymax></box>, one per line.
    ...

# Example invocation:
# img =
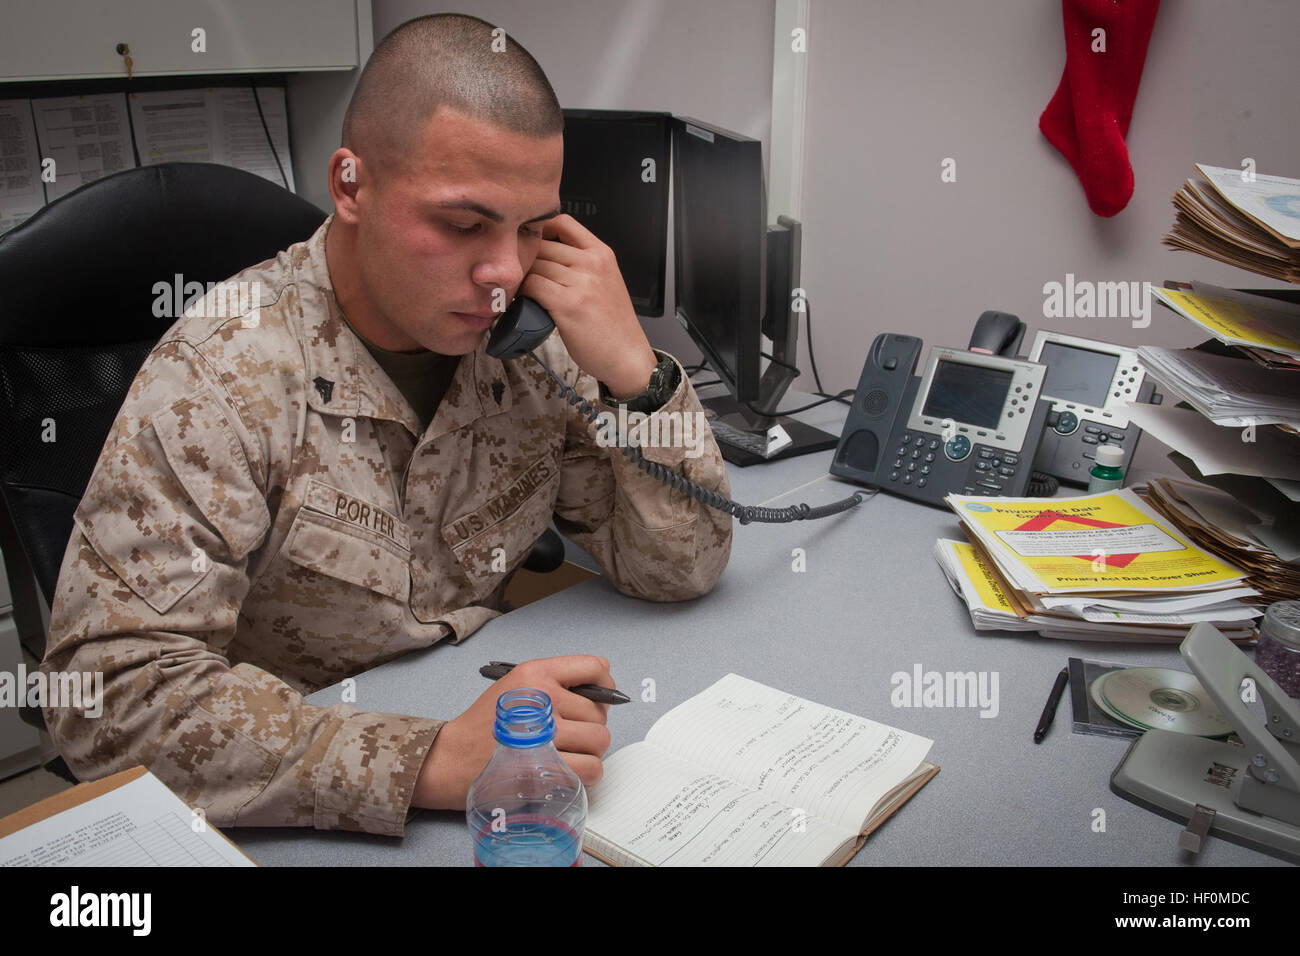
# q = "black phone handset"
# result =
<box><xmin>968</xmin><ymin>310</ymin><xmax>1026</xmax><ymax>357</ymax></box>
<box><xmin>963</xmin><ymin>312</ymin><xmax>1059</xmax><ymax>497</ymax></box>
<box><xmin>485</xmin><ymin>295</ymin><xmax>558</xmax><ymax>358</ymax></box>
<box><xmin>487</xmin><ymin>297</ymin><xmax>865</xmax><ymax>524</ymax></box>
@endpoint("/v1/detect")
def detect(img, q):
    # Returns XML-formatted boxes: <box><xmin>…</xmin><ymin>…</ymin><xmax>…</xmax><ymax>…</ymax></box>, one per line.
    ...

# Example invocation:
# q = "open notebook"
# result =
<box><xmin>585</xmin><ymin>674</ymin><xmax>938</xmax><ymax>866</ymax></box>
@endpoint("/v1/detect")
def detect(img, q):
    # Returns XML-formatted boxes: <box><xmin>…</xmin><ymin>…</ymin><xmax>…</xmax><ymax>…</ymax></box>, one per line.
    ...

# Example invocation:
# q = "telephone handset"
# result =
<box><xmin>831</xmin><ymin>331</ymin><xmax>1052</xmax><ymax>508</ymax></box>
<box><xmin>486</xmin><ymin>295</ymin><xmax>556</xmax><ymax>359</ymax></box>
<box><xmin>486</xmin><ymin>297</ymin><xmax>865</xmax><ymax>524</ymax></box>
<box><xmin>968</xmin><ymin>310</ymin><xmax>1025</xmax><ymax>357</ymax></box>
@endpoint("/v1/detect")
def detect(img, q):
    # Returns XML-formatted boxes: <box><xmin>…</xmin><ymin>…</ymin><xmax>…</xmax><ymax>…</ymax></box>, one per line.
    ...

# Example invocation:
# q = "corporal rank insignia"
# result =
<box><xmin>492</xmin><ymin>381</ymin><xmax>505</xmax><ymax>405</ymax></box>
<box><xmin>313</xmin><ymin>376</ymin><xmax>334</xmax><ymax>403</ymax></box>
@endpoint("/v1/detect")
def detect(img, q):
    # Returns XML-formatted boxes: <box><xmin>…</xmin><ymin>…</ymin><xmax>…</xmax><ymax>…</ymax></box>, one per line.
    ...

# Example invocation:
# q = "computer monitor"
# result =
<box><xmin>559</xmin><ymin>109</ymin><xmax>671</xmax><ymax>316</ymax></box>
<box><xmin>671</xmin><ymin>116</ymin><xmax>837</xmax><ymax>465</ymax></box>
<box><xmin>671</xmin><ymin>117</ymin><xmax>764</xmax><ymax>401</ymax></box>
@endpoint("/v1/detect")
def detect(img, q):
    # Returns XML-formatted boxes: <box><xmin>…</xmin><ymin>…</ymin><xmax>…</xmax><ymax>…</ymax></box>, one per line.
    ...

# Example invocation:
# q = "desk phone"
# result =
<box><xmin>1026</xmin><ymin>330</ymin><xmax>1160</xmax><ymax>487</ymax></box>
<box><xmin>831</xmin><ymin>333</ymin><xmax>1051</xmax><ymax>507</ymax></box>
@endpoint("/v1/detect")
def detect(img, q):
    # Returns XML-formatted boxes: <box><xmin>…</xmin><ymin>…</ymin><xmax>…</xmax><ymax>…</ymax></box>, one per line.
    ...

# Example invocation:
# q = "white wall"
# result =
<box><xmin>371</xmin><ymin>0</ymin><xmax>1300</xmax><ymax>472</ymax></box>
<box><xmin>800</xmin><ymin>0</ymin><xmax>1300</xmax><ymax>472</ymax></box>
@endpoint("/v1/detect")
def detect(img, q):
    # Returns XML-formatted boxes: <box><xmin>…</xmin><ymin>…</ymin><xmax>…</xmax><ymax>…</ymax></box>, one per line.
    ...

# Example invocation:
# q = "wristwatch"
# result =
<box><xmin>599</xmin><ymin>350</ymin><xmax>681</xmax><ymax>414</ymax></box>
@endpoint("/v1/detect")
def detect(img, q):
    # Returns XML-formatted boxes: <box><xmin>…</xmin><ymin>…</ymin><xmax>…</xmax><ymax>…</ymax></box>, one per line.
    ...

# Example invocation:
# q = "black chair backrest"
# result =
<box><xmin>0</xmin><ymin>162</ymin><xmax>326</xmax><ymax>658</ymax></box>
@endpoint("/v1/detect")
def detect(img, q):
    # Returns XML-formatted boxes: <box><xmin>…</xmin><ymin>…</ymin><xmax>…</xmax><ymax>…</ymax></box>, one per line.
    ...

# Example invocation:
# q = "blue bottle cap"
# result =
<box><xmin>493</xmin><ymin>689</ymin><xmax>556</xmax><ymax>747</ymax></box>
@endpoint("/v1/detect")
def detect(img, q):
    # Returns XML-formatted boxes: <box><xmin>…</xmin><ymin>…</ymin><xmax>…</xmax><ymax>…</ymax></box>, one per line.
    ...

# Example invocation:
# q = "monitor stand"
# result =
<box><xmin>689</xmin><ymin>214</ymin><xmax>841</xmax><ymax>467</ymax></box>
<box><xmin>702</xmin><ymin>394</ymin><xmax>839</xmax><ymax>467</ymax></box>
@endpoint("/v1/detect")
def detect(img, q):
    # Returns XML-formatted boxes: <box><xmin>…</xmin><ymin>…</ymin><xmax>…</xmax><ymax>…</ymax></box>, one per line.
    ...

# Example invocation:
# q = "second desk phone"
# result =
<box><xmin>1026</xmin><ymin>330</ymin><xmax>1160</xmax><ymax>487</ymax></box>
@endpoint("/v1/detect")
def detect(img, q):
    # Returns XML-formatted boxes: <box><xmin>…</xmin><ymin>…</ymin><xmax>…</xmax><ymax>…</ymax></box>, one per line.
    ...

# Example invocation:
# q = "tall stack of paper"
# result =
<box><xmin>1123</xmin><ymin>403</ymin><xmax>1300</xmax><ymax>485</ymax></box>
<box><xmin>1135</xmin><ymin>344</ymin><xmax>1300</xmax><ymax>428</ymax></box>
<box><xmin>1150</xmin><ymin>282</ymin><xmax>1300</xmax><ymax>370</ymax></box>
<box><xmin>1136</xmin><ymin>284</ymin><xmax>1300</xmax><ymax>519</ymax></box>
<box><xmin>1163</xmin><ymin>164</ymin><xmax>1300</xmax><ymax>283</ymax></box>
<box><xmin>1154</xmin><ymin>163</ymin><xmax>1300</xmax><ymax>525</ymax></box>
<box><xmin>1143</xmin><ymin>478</ymin><xmax>1300</xmax><ymax>603</ymax></box>
<box><xmin>935</xmin><ymin>490</ymin><xmax>1261</xmax><ymax>642</ymax></box>
<box><xmin>933</xmin><ymin>538</ymin><xmax>1257</xmax><ymax>642</ymax></box>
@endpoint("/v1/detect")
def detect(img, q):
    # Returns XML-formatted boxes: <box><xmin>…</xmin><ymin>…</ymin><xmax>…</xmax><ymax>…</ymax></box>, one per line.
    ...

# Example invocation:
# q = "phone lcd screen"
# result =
<box><xmin>1038</xmin><ymin>342</ymin><xmax>1118</xmax><ymax>407</ymax></box>
<box><xmin>922</xmin><ymin>360</ymin><xmax>1013</xmax><ymax>429</ymax></box>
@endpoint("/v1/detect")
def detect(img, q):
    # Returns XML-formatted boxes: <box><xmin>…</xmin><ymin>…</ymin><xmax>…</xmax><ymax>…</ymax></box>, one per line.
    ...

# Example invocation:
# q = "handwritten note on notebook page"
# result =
<box><xmin>586</xmin><ymin>674</ymin><xmax>936</xmax><ymax>866</ymax></box>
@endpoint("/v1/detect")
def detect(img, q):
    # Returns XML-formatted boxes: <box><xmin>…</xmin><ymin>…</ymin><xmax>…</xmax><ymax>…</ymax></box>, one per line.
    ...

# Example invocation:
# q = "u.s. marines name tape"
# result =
<box><xmin>445</xmin><ymin>453</ymin><xmax>556</xmax><ymax>545</ymax></box>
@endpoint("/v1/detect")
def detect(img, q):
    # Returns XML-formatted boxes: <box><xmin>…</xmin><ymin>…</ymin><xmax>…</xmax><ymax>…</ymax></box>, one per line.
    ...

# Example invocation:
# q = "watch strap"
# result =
<box><xmin>599</xmin><ymin>351</ymin><xmax>681</xmax><ymax>414</ymax></box>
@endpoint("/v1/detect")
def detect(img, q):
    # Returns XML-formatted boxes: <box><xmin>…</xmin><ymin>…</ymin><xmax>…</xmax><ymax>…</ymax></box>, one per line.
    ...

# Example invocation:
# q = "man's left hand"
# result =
<box><xmin>519</xmin><ymin>214</ymin><xmax>658</xmax><ymax>399</ymax></box>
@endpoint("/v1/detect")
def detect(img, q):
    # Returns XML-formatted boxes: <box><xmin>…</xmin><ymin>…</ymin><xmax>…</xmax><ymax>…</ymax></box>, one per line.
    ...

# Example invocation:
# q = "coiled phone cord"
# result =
<box><xmin>529</xmin><ymin>352</ymin><xmax>866</xmax><ymax>525</ymax></box>
<box><xmin>1026</xmin><ymin>471</ymin><xmax>1060</xmax><ymax>497</ymax></box>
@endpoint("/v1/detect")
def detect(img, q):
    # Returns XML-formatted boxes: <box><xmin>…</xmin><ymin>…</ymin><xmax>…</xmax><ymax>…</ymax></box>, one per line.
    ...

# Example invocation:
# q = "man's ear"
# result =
<box><xmin>328</xmin><ymin>148</ymin><xmax>364</xmax><ymax>222</ymax></box>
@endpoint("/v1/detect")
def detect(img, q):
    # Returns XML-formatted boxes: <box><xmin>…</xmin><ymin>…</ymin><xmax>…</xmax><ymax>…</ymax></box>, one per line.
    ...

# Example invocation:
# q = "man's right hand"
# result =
<box><xmin>411</xmin><ymin>655</ymin><xmax>614</xmax><ymax>811</ymax></box>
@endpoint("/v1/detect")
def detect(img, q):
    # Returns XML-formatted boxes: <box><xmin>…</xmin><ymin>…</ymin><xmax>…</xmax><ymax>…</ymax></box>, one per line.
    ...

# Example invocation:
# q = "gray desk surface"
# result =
<box><xmin>228</xmin><ymin>389</ymin><xmax>1288</xmax><ymax>867</ymax></box>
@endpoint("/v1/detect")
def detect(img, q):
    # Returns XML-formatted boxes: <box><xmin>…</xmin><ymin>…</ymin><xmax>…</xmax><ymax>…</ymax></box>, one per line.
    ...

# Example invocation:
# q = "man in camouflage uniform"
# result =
<box><xmin>41</xmin><ymin>14</ymin><xmax>731</xmax><ymax>835</ymax></box>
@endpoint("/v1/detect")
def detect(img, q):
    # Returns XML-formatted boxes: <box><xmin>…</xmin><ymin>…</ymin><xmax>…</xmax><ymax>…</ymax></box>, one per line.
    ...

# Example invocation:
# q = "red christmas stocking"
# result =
<box><xmin>1040</xmin><ymin>0</ymin><xmax>1161</xmax><ymax>217</ymax></box>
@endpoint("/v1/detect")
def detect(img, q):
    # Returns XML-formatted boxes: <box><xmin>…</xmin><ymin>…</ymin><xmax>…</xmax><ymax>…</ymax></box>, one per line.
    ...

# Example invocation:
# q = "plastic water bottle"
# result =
<box><xmin>466</xmin><ymin>688</ymin><xmax>587</xmax><ymax>866</ymax></box>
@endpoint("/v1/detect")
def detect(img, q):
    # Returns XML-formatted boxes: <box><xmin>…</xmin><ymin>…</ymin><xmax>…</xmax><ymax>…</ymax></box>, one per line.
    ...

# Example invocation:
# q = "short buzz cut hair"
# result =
<box><xmin>342</xmin><ymin>13</ymin><xmax>564</xmax><ymax>172</ymax></box>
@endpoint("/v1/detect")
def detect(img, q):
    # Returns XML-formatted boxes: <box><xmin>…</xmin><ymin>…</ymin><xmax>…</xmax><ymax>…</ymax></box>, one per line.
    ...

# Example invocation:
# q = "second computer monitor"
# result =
<box><xmin>671</xmin><ymin>116</ymin><xmax>766</xmax><ymax>403</ymax></box>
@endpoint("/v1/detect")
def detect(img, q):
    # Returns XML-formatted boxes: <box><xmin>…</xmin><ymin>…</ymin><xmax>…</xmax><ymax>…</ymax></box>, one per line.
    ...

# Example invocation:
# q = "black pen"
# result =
<box><xmin>479</xmin><ymin>661</ymin><xmax>630</xmax><ymax>705</ymax></box>
<box><xmin>1034</xmin><ymin>667</ymin><xmax>1069</xmax><ymax>744</ymax></box>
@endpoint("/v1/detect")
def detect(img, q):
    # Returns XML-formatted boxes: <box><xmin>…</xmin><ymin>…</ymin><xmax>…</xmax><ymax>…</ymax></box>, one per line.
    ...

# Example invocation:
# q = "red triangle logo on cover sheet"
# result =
<box><xmin>1014</xmin><ymin>510</ymin><xmax>1139</xmax><ymax>568</ymax></box>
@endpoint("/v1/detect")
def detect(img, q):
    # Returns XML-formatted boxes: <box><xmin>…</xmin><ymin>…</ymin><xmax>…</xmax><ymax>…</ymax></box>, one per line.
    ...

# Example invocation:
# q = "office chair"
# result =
<box><xmin>0</xmin><ymin>162</ymin><xmax>565</xmax><ymax>784</ymax></box>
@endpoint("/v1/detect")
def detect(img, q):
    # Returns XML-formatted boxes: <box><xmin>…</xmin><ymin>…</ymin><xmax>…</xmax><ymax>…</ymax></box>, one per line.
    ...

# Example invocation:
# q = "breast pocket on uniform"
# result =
<box><xmin>441</xmin><ymin>453</ymin><xmax>559</xmax><ymax>603</ymax></box>
<box><xmin>283</xmin><ymin>479</ymin><xmax>412</xmax><ymax>603</ymax></box>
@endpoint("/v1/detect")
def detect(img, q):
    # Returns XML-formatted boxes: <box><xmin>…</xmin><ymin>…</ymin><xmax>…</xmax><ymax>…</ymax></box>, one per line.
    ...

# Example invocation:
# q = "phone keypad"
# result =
<box><xmin>883</xmin><ymin>432</ymin><xmax>1019</xmax><ymax>497</ymax></box>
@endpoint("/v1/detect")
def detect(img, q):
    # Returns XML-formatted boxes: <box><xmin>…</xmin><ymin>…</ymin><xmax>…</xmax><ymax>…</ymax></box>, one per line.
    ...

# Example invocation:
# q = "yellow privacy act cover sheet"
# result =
<box><xmin>944</xmin><ymin>489</ymin><xmax>1247</xmax><ymax>594</ymax></box>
